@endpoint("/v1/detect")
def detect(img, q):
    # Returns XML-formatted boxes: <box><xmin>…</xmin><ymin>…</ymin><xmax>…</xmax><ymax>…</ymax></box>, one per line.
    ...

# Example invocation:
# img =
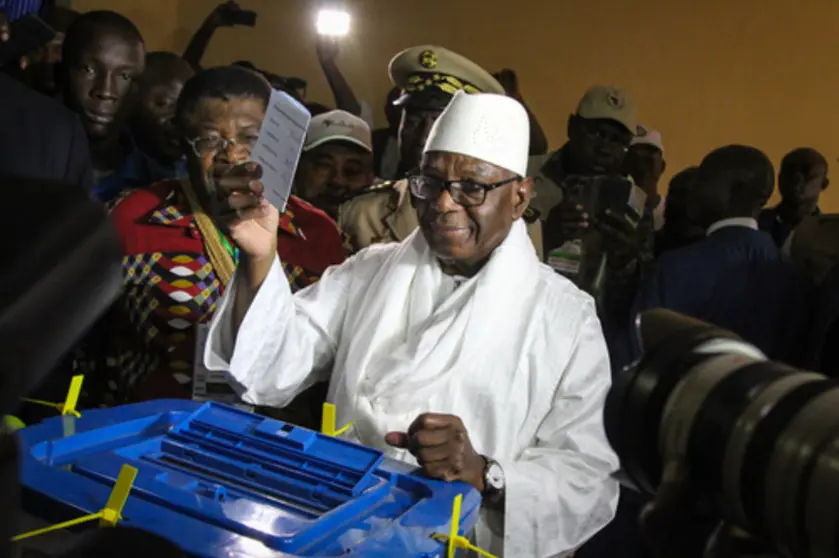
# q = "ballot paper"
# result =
<box><xmin>249</xmin><ymin>89</ymin><xmax>311</xmax><ymax>212</ymax></box>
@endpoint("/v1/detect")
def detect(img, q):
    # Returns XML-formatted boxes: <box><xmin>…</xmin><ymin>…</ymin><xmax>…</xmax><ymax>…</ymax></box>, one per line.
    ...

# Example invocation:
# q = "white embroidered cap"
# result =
<box><xmin>423</xmin><ymin>90</ymin><xmax>530</xmax><ymax>177</ymax></box>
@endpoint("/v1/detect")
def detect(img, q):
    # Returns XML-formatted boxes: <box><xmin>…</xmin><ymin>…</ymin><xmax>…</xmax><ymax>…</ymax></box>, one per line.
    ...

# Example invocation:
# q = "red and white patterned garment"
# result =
<box><xmin>82</xmin><ymin>180</ymin><xmax>347</xmax><ymax>403</ymax></box>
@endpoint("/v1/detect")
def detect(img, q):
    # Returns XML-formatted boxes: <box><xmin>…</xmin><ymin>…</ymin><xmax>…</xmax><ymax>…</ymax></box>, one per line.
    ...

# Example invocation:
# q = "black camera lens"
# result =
<box><xmin>605</xmin><ymin>308</ymin><xmax>839</xmax><ymax>557</ymax></box>
<box><xmin>604</xmin><ymin>309</ymin><xmax>742</xmax><ymax>494</ymax></box>
<box><xmin>686</xmin><ymin>361</ymin><xmax>792</xmax><ymax>509</ymax></box>
<box><xmin>733</xmin><ymin>377</ymin><xmax>826</xmax><ymax>532</ymax></box>
<box><xmin>762</xmin><ymin>384</ymin><xmax>839</xmax><ymax>557</ymax></box>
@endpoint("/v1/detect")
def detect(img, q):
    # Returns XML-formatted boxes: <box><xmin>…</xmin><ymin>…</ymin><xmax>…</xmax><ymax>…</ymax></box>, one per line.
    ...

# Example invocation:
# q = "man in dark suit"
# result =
<box><xmin>758</xmin><ymin>147</ymin><xmax>828</xmax><ymax>248</ymax></box>
<box><xmin>632</xmin><ymin>145</ymin><xmax>814</xmax><ymax>367</ymax></box>
<box><xmin>0</xmin><ymin>72</ymin><xmax>92</xmax><ymax>190</ymax></box>
<box><xmin>0</xmin><ymin>9</ymin><xmax>92</xmax><ymax>191</ymax></box>
<box><xmin>583</xmin><ymin>145</ymin><xmax>815</xmax><ymax>558</ymax></box>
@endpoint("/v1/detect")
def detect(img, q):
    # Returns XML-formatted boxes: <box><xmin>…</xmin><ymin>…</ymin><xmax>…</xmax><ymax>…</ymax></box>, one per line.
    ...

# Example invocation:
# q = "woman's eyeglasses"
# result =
<box><xmin>186</xmin><ymin>135</ymin><xmax>259</xmax><ymax>157</ymax></box>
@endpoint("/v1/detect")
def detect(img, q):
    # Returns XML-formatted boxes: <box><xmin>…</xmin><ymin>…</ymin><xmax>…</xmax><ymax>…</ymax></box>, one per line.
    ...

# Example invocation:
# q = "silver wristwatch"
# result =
<box><xmin>482</xmin><ymin>457</ymin><xmax>505</xmax><ymax>501</ymax></box>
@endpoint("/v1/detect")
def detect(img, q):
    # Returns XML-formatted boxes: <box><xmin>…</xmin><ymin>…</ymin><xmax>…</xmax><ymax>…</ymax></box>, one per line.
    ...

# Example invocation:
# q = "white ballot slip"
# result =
<box><xmin>249</xmin><ymin>89</ymin><xmax>311</xmax><ymax>213</ymax></box>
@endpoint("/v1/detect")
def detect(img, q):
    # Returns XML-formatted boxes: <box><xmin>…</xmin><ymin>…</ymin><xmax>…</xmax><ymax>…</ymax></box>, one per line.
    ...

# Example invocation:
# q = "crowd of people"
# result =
<box><xmin>3</xmin><ymin>1</ymin><xmax>839</xmax><ymax>557</ymax></box>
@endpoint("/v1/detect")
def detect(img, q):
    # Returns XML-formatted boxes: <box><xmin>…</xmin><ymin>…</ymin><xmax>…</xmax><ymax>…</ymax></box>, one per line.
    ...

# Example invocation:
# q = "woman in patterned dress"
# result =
<box><xmin>82</xmin><ymin>66</ymin><xmax>346</xmax><ymax>421</ymax></box>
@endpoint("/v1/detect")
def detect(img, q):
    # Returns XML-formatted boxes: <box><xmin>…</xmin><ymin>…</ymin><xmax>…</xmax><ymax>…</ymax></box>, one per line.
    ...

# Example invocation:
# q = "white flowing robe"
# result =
<box><xmin>205</xmin><ymin>220</ymin><xmax>619</xmax><ymax>557</ymax></box>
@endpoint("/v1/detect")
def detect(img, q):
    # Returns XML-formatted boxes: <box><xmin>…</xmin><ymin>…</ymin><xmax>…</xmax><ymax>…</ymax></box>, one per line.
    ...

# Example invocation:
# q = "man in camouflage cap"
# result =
<box><xmin>532</xmin><ymin>86</ymin><xmax>652</xmax><ymax>366</ymax></box>
<box><xmin>337</xmin><ymin>45</ymin><xmax>543</xmax><ymax>256</ymax></box>
<box><xmin>549</xmin><ymin>86</ymin><xmax>654</xmax><ymax>558</ymax></box>
<box><xmin>529</xmin><ymin>85</ymin><xmax>638</xmax><ymax>219</ymax></box>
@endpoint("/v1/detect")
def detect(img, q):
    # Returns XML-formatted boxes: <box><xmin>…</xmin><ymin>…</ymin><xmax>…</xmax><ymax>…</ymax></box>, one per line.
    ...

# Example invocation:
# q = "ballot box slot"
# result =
<box><xmin>154</xmin><ymin>454</ymin><xmax>326</xmax><ymax>515</ymax></box>
<box><xmin>160</xmin><ymin>432</ymin><xmax>375</xmax><ymax>499</ymax></box>
<box><xmin>149</xmin><ymin>447</ymin><xmax>348</xmax><ymax>513</ymax></box>
<box><xmin>168</xmin><ymin>402</ymin><xmax>385</xmax><ymax>497</ymax></box>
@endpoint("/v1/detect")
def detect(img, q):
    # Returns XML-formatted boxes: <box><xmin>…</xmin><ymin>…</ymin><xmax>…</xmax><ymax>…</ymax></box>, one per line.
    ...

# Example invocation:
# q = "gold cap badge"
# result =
<box><xmin>419</xmin><ymin>49</ymin><xmax>438</xmax><ymax>69</ymax></box>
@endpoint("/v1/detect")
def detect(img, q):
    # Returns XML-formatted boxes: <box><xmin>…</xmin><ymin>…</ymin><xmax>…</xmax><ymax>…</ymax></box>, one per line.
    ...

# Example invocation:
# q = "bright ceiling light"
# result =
<box><xmin>316</xmin><ymin>8</ymin><xmax>351</xmax><ymax>37</ymax></box>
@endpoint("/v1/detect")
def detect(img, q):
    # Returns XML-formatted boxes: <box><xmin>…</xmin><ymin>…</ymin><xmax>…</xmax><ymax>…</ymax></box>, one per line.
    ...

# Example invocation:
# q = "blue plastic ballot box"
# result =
<box><xmin>17</xmin><ymin>400</ymin><xmax>481</xmax><ymax>557</ymax></box>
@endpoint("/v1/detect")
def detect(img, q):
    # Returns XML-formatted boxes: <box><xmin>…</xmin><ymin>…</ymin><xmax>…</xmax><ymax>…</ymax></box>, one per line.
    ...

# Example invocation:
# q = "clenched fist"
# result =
<box><xmin>385</xmin><ymin>413</ymin><xmax>486</xmax><ymax>492</ymax></box>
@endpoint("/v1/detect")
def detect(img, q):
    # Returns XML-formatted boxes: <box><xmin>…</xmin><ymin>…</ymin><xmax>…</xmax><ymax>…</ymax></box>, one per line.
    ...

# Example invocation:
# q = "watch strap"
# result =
<box><xmin>482</xmin><ymin>457</ymin><xmax>505</xmax><ymax>500</ymax></box>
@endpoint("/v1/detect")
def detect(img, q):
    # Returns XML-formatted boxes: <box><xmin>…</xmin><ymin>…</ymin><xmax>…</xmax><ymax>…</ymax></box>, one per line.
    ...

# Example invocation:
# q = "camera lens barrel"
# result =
<box><xmin>764</xmin><ymin>385</ymin><xmax>839</xmax><ymax>557</ymax></box>
<box><xmin>605</xmin><ymin>311</ymin><xmax>742</xmax><ymax>494</ymax></box>
<box><xmin>807</xmin><ymin>434</ymin><xmax>839</xmax><ymax>558</ymax></box>
<box><xmin>608</xmin><ymin>309</ymin><xmax>839</xmax><ymax>558</ymax></box>
<box><xmin>722</xmin><ymin>372</ymin><xmax>824</xmax><ymax>529</ymax></box>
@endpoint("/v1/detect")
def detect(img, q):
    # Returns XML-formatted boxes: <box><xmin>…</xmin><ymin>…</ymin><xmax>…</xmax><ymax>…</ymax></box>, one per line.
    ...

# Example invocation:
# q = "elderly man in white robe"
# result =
<box><xmin>204</xmin><ymin>90</ymin><xmax>619</xmax><ymax>557</ymax></box>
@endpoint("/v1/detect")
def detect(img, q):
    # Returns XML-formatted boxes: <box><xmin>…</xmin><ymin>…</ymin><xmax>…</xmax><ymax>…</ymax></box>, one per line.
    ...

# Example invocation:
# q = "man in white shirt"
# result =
<box><xmin>204</xmin><ymin>90</ymin><xmax>619</xmax><ymax>557</ymax></box>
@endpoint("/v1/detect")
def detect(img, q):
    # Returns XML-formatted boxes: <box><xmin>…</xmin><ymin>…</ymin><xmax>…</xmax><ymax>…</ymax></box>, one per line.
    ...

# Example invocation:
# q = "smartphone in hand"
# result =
<box><xmin>566</xmin><ymin>175</ymin><xmax>647</xmax><ymax>228</ymax></box>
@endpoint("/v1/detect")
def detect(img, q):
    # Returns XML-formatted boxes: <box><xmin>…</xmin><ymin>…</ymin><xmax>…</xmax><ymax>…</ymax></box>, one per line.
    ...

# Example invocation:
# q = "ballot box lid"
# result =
<box><xmin>18</xmin><ymin>400</ymin><xmax>481</xmax><ymax>557</ymax></box>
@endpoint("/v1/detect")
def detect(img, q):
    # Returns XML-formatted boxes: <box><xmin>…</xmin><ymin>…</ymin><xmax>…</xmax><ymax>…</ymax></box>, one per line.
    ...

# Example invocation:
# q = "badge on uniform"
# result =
<box><xmin>548</xmin><ymin>240</ymin><xmax>582</xmax><ymax>277</ymax></box>
<box><xmin>523</xmin><ymin>206</ymin><xmax>541</xmax><ymax>223</ymax></box>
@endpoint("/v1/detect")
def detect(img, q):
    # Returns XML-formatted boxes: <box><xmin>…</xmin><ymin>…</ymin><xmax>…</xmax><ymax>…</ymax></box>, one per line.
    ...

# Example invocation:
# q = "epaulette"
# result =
<box><xmin>346</xmin><ymin>180</ymin><xmax>396</xmax><ymax>201</ymax></box>
<box><xmin>367</xmin><ymin>180</ymin><xmax>395</xmax><ymax>192</ymax></box>
<box><xmin>523</xmin><ymin>206</ymin><xmax>541</xmax><ymax>223</ymax></box>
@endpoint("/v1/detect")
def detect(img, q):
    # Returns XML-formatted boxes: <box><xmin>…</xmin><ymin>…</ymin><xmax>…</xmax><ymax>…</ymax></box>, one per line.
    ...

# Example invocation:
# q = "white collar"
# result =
<box><xmin>706</xmin><ymin>217</ymin><xmax>758</xmax><ymax>236</ymax></box>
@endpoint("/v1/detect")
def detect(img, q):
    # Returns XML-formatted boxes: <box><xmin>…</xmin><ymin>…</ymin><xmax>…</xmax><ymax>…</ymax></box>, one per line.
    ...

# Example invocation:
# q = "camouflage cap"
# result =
<box><xmin>576</xmin><ymin>85</ymin><xmax>638</xmax><ymax>133</ymax></box>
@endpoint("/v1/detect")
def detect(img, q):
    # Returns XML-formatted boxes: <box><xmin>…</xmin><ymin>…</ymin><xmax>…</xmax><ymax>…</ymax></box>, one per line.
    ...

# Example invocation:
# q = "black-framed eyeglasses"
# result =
<box><xmin>186</xmin><ymin>135</ymin><xmax>258</xmax><ymax>157</ymax></box>
<box><xmin>408</xmin><ymin>174</ymin><xmax>520</xmax><ymax>208</ymax></box>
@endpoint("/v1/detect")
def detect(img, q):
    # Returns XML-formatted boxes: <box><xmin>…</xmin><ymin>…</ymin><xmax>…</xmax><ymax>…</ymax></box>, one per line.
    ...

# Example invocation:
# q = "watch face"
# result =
<box><xmin>486</xmin><ymin>462</ymin><xmax>505</xmax><ymax>491</ymax></box>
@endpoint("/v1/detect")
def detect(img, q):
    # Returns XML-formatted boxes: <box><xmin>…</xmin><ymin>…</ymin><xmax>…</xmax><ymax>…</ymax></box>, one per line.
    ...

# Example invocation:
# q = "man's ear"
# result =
<box><xmin>511</xmin><ymin>176</ymin><xmax>533</xmax><ymax>220</ymax></box>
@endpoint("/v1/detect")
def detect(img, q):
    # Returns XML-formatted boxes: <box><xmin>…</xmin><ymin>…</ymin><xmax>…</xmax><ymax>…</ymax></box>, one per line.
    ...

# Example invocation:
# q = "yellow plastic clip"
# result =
<box><xmin>21</xmin><ymin>375</ymin><xmax>84</xmax><ymax>418</ymax></box>
<box><xmin>431</xmin><ymin>493</ymin><xmax>498</xmax><ymax>558</ymax></box>
<box><xmin>12</xmin><ymin>464</ymin><xmax>137</xmax><ymax>541</ymax></box>
<box><xmin>60</xmin><ymin>375</ymin><xmax>84</xmax><ymax>417</ymax></box>
<box><xmin>3</xmin><ymin>415</ymin><xmax>25</xmax><ymax>431</ymax></box>
<box><xmin>321</xmin><ymin>402</ymin><xmax>353</xmax><ymax>437</ymax></box>
<box><xmin>99</xmin><ymin>464</ymin><xmax>138</xmax><ymax>526</ymax></box>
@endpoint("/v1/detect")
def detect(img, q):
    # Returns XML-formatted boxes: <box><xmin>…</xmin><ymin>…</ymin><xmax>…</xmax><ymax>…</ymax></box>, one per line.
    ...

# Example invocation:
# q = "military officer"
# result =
<box><xmin>337</xmin><ymin>45</ymin><xmax>544</xmax><ymax>256</ymax></box>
